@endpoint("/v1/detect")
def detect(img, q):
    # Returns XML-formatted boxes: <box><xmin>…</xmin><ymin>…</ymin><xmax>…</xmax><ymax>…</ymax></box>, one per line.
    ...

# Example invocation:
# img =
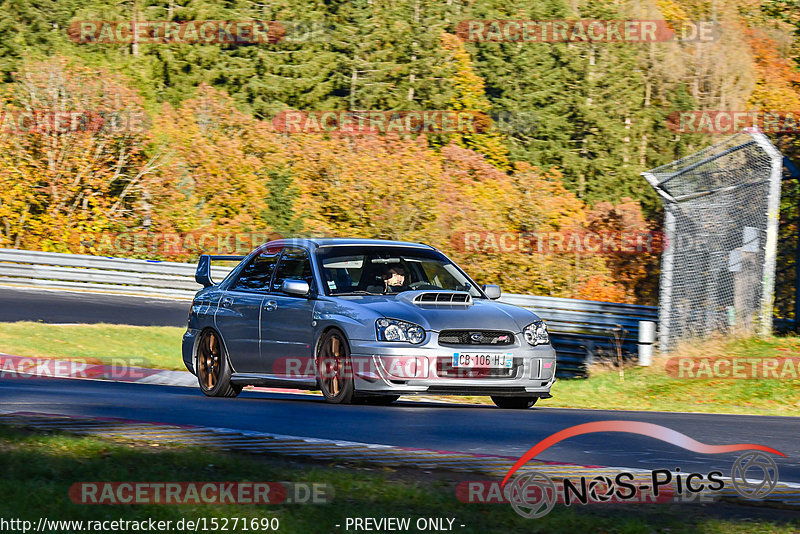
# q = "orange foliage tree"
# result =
<box><xmin>0</xmin><ymin>57</ymin><xmax>159</xmax><ymax>253</ymax></box>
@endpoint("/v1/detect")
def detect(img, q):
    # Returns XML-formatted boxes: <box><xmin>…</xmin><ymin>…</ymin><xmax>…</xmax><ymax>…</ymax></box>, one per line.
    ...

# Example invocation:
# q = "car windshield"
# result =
<box><xmin>317</xmin><ymin>246</ymin><xmax>483</xmax><ymax>297</ymax></box>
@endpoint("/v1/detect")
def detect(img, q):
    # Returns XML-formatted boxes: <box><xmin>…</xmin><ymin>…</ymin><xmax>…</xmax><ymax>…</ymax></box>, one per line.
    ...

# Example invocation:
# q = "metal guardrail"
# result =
<box><xmin>0</xmin><ymin>248</ymin><xmax>656</xmax><ymax>376</ymax></box>
<box><xmin>0</xmin><ymin>248</ymin><xmax>232</xmax><ymax>299</ymax></box>
<box><xmin>499</xmin><ymin>294</ymin><xmax>658</xmax><ymax>377</ymax></box>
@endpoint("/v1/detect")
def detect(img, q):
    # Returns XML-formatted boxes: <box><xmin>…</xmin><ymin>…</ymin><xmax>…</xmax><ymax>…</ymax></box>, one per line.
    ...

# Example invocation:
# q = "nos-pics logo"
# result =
<box><xmin>500</xmin><ymin>420</ymin><xmax>783</xmax><ymax>519</ymax></box>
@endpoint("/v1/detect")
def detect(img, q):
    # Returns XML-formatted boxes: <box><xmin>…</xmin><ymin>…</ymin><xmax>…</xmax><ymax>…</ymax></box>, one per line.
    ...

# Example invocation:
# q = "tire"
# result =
<box><xmin>491</xmin><ymin>396</ymin><xmax>538</xmax><ymax>409</ymax></box>
<box><xmin>359</xmin><ymin>395</ymin><xmax>400</xmax><ymax>406</ymax></box>
<box><xmin>196</xmin><ymin>329</ymin><xmax>242</xmax><ymax>398</ymax></box>
<box><xmin>316</xmin><ymin>329</ymin><xmax>356</xmax><ymax>404</ymax></box>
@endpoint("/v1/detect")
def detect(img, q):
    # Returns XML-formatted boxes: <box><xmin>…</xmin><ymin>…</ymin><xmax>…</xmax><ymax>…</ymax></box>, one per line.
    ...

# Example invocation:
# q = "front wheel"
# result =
<box><xmin>491</xmin><ymin>396</ymin><xmax>538</xmax><ymax>409</ymax></box>
<box><xmin>196</xmin><ymin>329</ymin><xmax>241</xmax><ymax>398</ymax></box>
<box><xmin>317</xmin><ymin>329</ymin><xmax>356</xmax><ymax>404</ymax></box>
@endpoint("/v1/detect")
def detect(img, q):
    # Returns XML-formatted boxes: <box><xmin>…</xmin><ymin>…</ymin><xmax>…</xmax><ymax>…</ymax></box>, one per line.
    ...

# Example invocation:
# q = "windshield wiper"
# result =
<box><xmin>333</xmin><ymin>290</ymin><xmax>383</xmax><ymax>296</ymax></box>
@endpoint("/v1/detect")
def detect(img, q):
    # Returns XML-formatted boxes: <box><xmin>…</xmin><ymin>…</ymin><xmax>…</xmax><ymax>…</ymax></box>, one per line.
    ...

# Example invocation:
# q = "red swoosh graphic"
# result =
<box><xmin>501</xmin><ymin>420</ymin><xmax>785</xmax><ymax>487</ymax></box>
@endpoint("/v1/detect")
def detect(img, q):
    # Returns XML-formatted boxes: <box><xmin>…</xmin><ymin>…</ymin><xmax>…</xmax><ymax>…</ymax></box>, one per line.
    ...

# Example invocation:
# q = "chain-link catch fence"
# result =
<box><xmin>643</xmin><ymin>130</ymin><xmax>783</xmax><ymax>352</ymax></box>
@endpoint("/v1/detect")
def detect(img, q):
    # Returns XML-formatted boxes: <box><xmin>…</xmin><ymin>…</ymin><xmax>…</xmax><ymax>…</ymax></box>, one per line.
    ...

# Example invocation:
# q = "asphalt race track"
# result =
<box><xmin>1</xmin><ymin>377</ymin><xmax>798</xmax><ymax>484</ymax></box>
<box><xmin>0</xmin><ymin>286</ymin><xmax>188</xmax><ymax>326</ymax></box>
<box><xmin>2</xmin><ymin>287</ymin><xmax>799</xmax><ymax>486</ymax></box>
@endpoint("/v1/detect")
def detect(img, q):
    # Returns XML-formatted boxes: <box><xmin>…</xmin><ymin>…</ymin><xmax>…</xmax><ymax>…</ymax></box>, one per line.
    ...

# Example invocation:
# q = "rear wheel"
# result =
<box><xmin>196</xmin><ymin>329</ymin><xmax>241</xmax><ymax>398</ymax></box>
<box><xmin>491</xmin><ymin>396</ymin><xmax>537</xmax><ymax>409</ymax></box>
<box><xmin>317</xmin><ymin>330</ymin><xmax>356</xmax><ymax>404</ymax></box>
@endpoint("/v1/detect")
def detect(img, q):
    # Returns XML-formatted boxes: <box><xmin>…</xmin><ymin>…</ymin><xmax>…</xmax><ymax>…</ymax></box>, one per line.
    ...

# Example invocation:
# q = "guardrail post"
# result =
<box><xmin>638</xmin><ymin>320</ymin><xmax>656</xmax><ymax>366</ymax></box>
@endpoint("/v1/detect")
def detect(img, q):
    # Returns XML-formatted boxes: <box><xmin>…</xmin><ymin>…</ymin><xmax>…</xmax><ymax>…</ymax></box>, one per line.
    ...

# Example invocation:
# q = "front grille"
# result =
<box><xmin>438</xmin><ymin>330</ymin><xmax>515</xmax><ymax>346</ymax></box>
<box><xmin>436</xmin><ymin>358</ymin><xmax>518</xmax><ymax>379</ymax></box>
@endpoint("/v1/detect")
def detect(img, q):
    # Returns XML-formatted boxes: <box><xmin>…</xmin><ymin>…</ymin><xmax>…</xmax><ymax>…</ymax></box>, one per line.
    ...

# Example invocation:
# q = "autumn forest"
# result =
<box><xmin>0</xmin><ymin>0</ymin><xmax>798</xmax><ymax>308</ymax></box>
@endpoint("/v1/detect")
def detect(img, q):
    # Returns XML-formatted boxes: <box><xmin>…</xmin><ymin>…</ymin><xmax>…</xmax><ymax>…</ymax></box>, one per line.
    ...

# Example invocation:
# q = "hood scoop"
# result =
<box><xmin>406</xmin><ymin>291</ymin><xmax>473</xmax><ymax>306</ymax></box>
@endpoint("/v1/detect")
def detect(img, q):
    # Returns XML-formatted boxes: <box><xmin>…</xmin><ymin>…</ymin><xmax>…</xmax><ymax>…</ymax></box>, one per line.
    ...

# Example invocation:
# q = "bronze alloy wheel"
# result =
<box><xmin>198</xmin><ymin>330</ymin><xmax>220</xmax><ymax>389</ymax></box>
<box><xmin>317</xmin><ymin>330</ymin><xmax>356</xmax><ymax>404</ymax></box>
<box><xmin>197</xmin><ymin>329</ymin><xmax>241</xmax><ymax>398</ymax></box>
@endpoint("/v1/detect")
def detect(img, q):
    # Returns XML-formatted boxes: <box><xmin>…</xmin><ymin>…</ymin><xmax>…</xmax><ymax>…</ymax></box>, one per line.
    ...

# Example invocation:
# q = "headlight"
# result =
<box><xmin>523</xmin><ymin>320</ymin><xmax>549</xmax><ymax>346</ymax></box>
<box><xmin>376</xmin><ymin>318</ymin><xmax>425</xmax><ymax>344</ymax></box>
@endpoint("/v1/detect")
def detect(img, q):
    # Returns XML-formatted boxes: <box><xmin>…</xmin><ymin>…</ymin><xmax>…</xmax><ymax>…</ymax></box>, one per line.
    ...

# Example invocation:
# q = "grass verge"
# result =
<box><xmin>541</xmin><ymin>335</ymin><xmax>800</xmax><ymax>416</ymax></box>
<box><xmin>0</xmin><ymin>425</ymin><xmax>798</xmax><ymax>534</ymax></box>
<box><xmin>406</xmin><ymin>335</ymin><xmax>800</xmax><ymax>416</ymax></box>
<box><xmin>0</xmin><ymin>321</ymin><xmax>184</xmax><ymax>370</ymax></box>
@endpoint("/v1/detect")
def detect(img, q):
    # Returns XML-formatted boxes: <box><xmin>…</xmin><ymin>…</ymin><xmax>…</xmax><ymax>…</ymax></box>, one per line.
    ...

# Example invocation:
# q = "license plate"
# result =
<box><xmin>452</xmin><ymin>352</ymin><xmax>513</xmax><ymax>368</ymax></box>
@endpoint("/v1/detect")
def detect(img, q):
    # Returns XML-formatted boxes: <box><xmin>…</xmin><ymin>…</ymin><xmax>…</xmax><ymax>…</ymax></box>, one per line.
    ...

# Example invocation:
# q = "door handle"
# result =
<box><xmin>264</xmin><ymin>300</ymin><xmax>278</xmax><ymax>311</ymax></box>
<box><xmin>221</xmin><ymin>297</ymin><xmax>233</xmax><ymax>308</ymax></box>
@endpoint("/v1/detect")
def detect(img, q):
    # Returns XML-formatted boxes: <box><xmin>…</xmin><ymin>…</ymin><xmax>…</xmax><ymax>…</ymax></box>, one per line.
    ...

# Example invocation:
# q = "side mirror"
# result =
<box><xmin>281</xmin><ymin>279</ymin><xmax>310</xmax><ymax>296</ymax></box>
<box><xmin>482</xmin><ymin>284</ymin><xmax>501</xmax><ymax>299</ymax></box>
<box><xmin>195</xmin><ymin>255</ymin><xmax>214</xmax><ymax>288</ymax></box>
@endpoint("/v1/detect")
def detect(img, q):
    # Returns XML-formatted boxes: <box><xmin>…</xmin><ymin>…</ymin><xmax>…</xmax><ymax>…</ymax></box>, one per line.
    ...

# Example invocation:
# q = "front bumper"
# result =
<box><xmin>349</xmin><ymin>338</ymin><xmax>556</xmax><ymax>397</ymax></box>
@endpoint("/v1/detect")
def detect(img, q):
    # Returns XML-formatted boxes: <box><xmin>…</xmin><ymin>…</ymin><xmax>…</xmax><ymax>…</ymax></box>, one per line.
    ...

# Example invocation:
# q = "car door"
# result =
<box><xmin>260</xmin><ymin>246</ymin><xmax>317</xmax><ymax>379</ymax></box>
<box><xmin>214</xmin><ymin>248</ymin><xmax>281</xmax><ymax>373</ymax></box>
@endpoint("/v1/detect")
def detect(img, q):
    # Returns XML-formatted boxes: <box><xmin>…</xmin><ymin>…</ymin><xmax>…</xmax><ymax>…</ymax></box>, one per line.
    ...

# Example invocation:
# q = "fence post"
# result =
<box><xmin>638</xmin><ymin>320</ymin><xmax>656</xmax><ymax>366</ymax></box>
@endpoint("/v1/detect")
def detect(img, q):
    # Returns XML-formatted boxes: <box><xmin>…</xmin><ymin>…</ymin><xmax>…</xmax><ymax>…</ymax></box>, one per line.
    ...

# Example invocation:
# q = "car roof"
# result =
<box><xmin>262</xmin><ymin>237</ymin><xmax>435</xmax><ymax>249</ymax></box>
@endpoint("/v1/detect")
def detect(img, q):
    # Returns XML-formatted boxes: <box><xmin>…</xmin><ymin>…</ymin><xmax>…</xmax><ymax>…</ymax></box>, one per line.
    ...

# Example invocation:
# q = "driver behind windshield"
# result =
<box><xmin>383</xmin><ymin>265</ymin><xmax>408</xmax><ymax>293</ymax></box>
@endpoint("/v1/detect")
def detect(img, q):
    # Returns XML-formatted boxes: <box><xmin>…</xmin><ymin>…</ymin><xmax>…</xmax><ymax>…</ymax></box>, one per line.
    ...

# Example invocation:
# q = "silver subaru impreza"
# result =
<box><xmin>182</xmin><ymin>238</ymin><xmax>556</xmax><ymax>409</ymax></box>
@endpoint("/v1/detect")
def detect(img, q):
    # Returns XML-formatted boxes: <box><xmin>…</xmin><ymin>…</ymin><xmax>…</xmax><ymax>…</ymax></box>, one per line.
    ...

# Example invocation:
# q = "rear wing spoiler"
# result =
<box><xmin>195</xmin><ymin>254</ymin><xmax>246</xmax><ymax>287</ymax></box>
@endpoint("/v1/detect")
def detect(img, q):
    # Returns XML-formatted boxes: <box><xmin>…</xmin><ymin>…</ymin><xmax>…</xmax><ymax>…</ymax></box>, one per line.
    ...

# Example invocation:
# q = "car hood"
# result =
<box><xmin>337</xmin><ymin>292</ymin><xmax>540</xmax><ymax>332</ymax></box>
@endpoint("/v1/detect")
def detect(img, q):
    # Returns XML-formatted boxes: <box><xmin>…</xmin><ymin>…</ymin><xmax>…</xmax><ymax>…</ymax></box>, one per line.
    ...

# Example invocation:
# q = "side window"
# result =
<box><xmin>231</xmin><ymin>249</ymin><xmax>281</xmax><ymax>291</ymax></box>
<box><xmin>272</xmin><ymin>247</ymin><xmax>314</xmax><ymax>294</ymax></box>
